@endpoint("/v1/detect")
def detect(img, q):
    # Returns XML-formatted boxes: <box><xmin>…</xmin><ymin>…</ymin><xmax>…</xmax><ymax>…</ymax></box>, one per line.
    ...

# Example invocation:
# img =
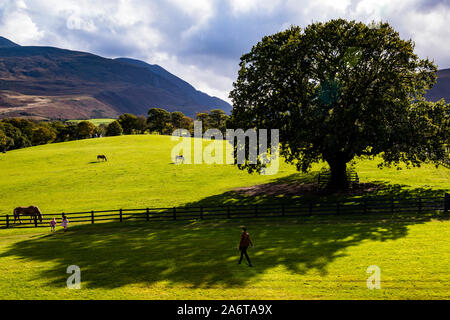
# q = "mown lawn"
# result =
<box><xmin>0</xmin><ymin>218</ymin><xmax>449</xmax><ymax>299</ymax></box>
<box><xmin>0</xmin><ymin>134</ymin><xmax>448</xmax><ymax>214</ymax></box>
<box><xmin>0</xmin><ymin>135</ymin><xmax>301</xmax><ymax>214</ymax></box>
<box><xmin>0</xmin><ymin>134</ymin><xmax>449</xmax><ymax>299</ymax></box>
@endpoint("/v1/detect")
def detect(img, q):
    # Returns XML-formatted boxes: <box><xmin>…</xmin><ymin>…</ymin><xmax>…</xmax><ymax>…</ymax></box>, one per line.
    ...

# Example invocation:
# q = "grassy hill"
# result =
<box><xmin>0</xmin><ymin>135</ymin><xmax>449</xmax><ymax>299</ymax></box>
<box><xmin>0</xmin><ymin>134</ymin><xmax>448</xmax><ymax>214</ymax></box>
<box><xmin>0</xmin><ymin>134</ymin><xmax>302</xmax><ymax>214</ymax></box>
<box><xmin>66</xmin><ymin>118</ymin><xmax>116</xmax><ymax>126</ymax></box>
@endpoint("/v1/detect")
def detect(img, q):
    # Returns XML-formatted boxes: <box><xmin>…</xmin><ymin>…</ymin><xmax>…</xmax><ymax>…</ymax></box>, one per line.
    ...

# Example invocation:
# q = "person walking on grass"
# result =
<box><xmin>61</xmin><ymin>214</ymin><xmax>69</xmax><ymax>232</ymax></box>
<box><xmin>50</xmin><ymin>217</ymin><xmax>57</xmax><ymax>232</ymax></box>
<box><xmin>238</xmin><ymin>226</ymin><xmax>254</xmax><ymax>267</ymax></box>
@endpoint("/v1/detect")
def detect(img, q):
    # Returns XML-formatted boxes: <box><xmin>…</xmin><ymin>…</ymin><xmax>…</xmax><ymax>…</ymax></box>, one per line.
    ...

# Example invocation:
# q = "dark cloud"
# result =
<box><xmin>418</xmin><ymin>0</ymin><xmax>450</xmax><ymax>11</ymax></box>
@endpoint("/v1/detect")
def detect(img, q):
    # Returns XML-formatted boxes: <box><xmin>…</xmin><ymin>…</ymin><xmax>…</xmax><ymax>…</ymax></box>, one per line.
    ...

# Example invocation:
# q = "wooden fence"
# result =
<box><xmin>317</xmin><ymin>169</ymin><xmax>359</xmax><ymax>189</ymax></box>
<box><xmin>0</xmin><ymin>193</ymin><xmax>449</xmax><ymax>229</ymax></box>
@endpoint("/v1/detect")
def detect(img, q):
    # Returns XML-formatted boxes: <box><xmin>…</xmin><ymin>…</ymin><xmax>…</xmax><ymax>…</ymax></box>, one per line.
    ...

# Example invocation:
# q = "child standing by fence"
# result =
<box><xmin>50</xmin><ymin>217</ymin><xmax>57</xmax><ymax>232</ymax></box>
<box><xmin>61</xmin><ymin>215</ymin><xmax>69</xmax><ymax>232</ymax></box>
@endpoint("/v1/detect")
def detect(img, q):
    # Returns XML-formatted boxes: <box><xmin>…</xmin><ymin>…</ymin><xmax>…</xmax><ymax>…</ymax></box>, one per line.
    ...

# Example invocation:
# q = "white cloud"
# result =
<box><xmin>66</xmin><ymin>15</ymin><xmax>97</xmax><ymax>32</ymax></box>
<box><xmin>168</xmin><ymin>0</ymin><xmax>215</xmax><ymax>39</ymax></box>
<box><xmin>1</xmin><ymin>12</ymin><xmax>44</xmax><ymax>44</ymax></box>
<box><xmin>302</xmin><ymin>0</ymin><xmax>352</xmax><ymax>17</ymax></box>
<box><xmin>0</xmin><ymin>2</ymin><xmax>44</xmax><ymax>44</ymax></box>
<box><xmin>112</xmin><ymin>0</ymin><xmax>154</xmax><ymax>27</ymax></box>
<box><xmin>391</xmin><ymin>5</ymin><xmax>450</xmax><ymax>68</ymax></box>
<box><xmin>229</xmin><ymin>0</ymin><xmax>282</xmax><ymax>15</ymax></box>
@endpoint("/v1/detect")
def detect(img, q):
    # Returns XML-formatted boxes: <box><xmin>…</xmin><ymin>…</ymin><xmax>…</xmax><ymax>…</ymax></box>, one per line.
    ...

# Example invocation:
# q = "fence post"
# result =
<box><xmin>119</xmin><ymin>209</ymin><xmax>123</xmax><ymax>222</ymax></box>
<box><xmin>173</xmin><ymin>207</ymin><xmax>176</xmax><ymax>220</ymax></box>
<box><xmin>309</xmin><ymin>202</ymin><xmax>313</xmax><ymax>215</ymax></box>
<box><xmin>146</xmin><ymin>208</ymin><xmax>150</xmax><ymax>221</ymax></box>
<box><xmin>227</xmin><ymin>206</ymin><xmax>231</xmax><ymax>219</ymax></box>
<box><xmin>363</xmin><ymin>199</ymin><xmax>367</xmax><ymax>214</ymax></box>
<box><xmin>336</xmin><ymin>201</ymin><xmax>340</xmax><ymax>215</ymax></box>
<box><xmin>34</xmin><ymin>214</ymin><xmax>37</xmax><ymax>227</ymax></box>
<box><xmin>255</xmin><ymin>204</ymin><xmax>258</xmax><ymax>217</ymax></box>
<box><xmin>91</xmin><ymin>211</ymin><xmax>94</xmax><ymax>224</ymax></box>
<box><xmin>200</xmin><ymin>206</ymin><xmax>203</xmax><ymax>220</ymax></box>
<box><xmin>391</xmin><ymin>198</ymin><xmax>395</xmax><ymax>215</ymax></box>
<box><xmin>6</xmin><ymin>214</ymin><xmax>9</xmax><ymax>228</ymax></box>
<box><xmin>445</xmin><ymin>193</ymin><xmax>449</xmax><ymax>213</ymax></box>
<box><xmin>281</xmin><ymin>203</ymin><xmax>285</xmax><ymax>217</ymax></box>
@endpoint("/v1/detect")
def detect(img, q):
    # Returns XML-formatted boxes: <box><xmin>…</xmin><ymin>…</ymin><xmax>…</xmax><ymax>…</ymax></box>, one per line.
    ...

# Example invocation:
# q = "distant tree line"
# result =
<box><xmin>0</xmin><ymin>118</ymin><xmax>102</xmax><ymax>152</ymax></box>
<box><xmin>106</xmin><ymin>108</ymin><xmax>229</xmax><ymax>136</ymax></box>
<box><xmin>145</xmin><ymin>108</ymin><xmax>229</xmax><ymax>135</ymax></box>
<box><xmin>0</xmin><ymin>107</ymin><xmax>229</xmax><ymax>152</ymax></box>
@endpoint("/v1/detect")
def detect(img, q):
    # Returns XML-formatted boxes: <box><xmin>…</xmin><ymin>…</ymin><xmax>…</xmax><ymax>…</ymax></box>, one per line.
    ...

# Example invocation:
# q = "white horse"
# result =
<box><xmin>175</xmin><ymin>155</ymin><xmax>185</xmax><ymax>164</ymax></box>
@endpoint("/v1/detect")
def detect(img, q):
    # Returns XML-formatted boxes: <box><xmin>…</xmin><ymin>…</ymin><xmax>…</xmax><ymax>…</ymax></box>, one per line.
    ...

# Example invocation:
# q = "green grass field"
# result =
<box><xmin>0</xmin><ymin>135</ymin><xmax>449</xmax><ymax>299</ymax></box>
<box><xmin>66</xmin><ymin>118</ymin><xmax>116</xmax><ymax>126</ymax></box>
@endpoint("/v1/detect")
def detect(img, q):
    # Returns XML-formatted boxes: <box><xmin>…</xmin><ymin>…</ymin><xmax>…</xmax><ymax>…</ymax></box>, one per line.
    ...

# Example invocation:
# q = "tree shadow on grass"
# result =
<box><xmin>201</xmin><ymin>172</ymin><xmax>449</xmax><ymax>205</ymax></box>
<box><xmin>1</xmin><ymin>218</ymin><xmax>422</xmax><ymax>290</ymax></box>
<box><xmin>1</xmin><ymin>176</ymin><xmax>448</xmax><ymax>291</ymax></box>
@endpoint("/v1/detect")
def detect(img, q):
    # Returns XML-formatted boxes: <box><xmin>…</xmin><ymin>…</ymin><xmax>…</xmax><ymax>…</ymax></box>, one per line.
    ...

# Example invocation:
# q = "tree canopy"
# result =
<box><xmin>229</xmin><ymin>19</ymin><xmax>450</xmax><ymax>189</ymax></box>
<box><xmin>195</xmin><ymin>110</ymin><xmax>230</xmax><ymax>134</ymax></box>
<box><xmin>106</xmin><ymin>120</ymin><xmax>123</xmax><ymax>136</ymax></box>
<box><xmin>76</xmin><ymin>121</ymin><xmax>96</xmax><ymax>139</ymax></box>
<box><xmin>147</xmin><ymin>108</ymin><xmax>171</xmax><ymax>134</ymax></box>
<box><xmin>118</xmin><ymin>113</ymin><xmax>138</xmax><ymax>135</ymax></box>
<box><xmin>0</xmin><ymin>128</ymin><xmax>7</xmax><ymax>152</ymax></box>
<box><xmin>31</xmin><ymin>126</ymin><xmax>56</xmax><ymax>145</ymax></box>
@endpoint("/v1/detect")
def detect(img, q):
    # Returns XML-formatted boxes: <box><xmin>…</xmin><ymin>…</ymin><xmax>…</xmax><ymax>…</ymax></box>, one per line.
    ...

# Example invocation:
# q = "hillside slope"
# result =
<box><xmin>0</xmin><ymin>36</ymin><xmax>19</xmax><ymax>48</ymax></box>
<box><xmin>0</xmin><ymin>134</ymin><xmax>448</xmax><ymax>214</ymax></box>
<box><xmin>0</xmin><ymin>38</ymin><xmax>231</xmax><ymax>119</ymax></box>
<box><xmin>116</xmin><ymin>57</ymin><xmax>230</xmax><ymax>113</ymax></box>
<box><xmin>0</xmin><ymin>135</ymin><xmax>298</xmax><ymax>213</ymax></box>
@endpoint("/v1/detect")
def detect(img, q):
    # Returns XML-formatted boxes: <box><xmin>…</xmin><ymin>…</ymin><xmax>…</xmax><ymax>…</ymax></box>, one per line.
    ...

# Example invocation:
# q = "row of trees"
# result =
<box><xmin>105</xmin><ymin>108</ymin><xmax>230</xmax><ymax>136</ymax></box>
<box><xmin>0</xmin><ymin>118</ymin><xmax>102</xmax><ymax>152</ymax></box>
<box><xmin>145</xmin><ymin>108</ymin><xmax>229</xmax><ymax>135</ymax></box>
<box><xmin>0</xmin><ymin>108</ymin><xmax>230</xmax><ymax>152</ymax></box>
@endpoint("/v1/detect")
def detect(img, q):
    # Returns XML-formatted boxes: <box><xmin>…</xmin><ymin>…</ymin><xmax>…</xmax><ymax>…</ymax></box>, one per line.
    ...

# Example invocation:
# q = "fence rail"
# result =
<box><xmin>318</xmin><ymin>169</ymin><xmax>359</xmax><ymax>189</ymax></box>
<box><xmin>1</xmin><ymin>193</ymin><xmax>449</xmax><ymax>229</ymax></box>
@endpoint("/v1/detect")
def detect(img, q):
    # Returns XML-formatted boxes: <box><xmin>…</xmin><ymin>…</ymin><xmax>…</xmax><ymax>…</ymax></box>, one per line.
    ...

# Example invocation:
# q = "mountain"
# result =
<box><xmin>0</xmin><ymin>36</ymin><xmax>19</xmax><ymax>48</ymax></box>
<box><xmin>115</xmin><ymin>58</ymin><xmax>230</xmax><ymax>113</ymax></box>
<box><xmin>0</xmin><ymin>37</ymin><xmax>231</xmax><ymax>120</ymax></box>
<box><xmin>425</xmin><ymin>68</ymin><xmax>450</xmax><ymax>103</ymax></box>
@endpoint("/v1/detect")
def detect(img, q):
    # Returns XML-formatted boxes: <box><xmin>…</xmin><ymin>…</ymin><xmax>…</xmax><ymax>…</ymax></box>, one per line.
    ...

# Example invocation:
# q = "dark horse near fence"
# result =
<box><xmin>97</xmin><ymin>155</ymin><xmax>107</xmax><ymax>162</ymax></box>
<box><xmin>13</xmin><ymin>206</ymin><xmax>43</xmax><ymax>224</ymax></box>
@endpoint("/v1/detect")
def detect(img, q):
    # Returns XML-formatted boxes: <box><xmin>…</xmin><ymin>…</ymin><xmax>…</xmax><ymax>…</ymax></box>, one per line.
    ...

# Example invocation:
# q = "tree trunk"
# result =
<box><xmin>327</xmin><ymin>158</ymin><xmax>349</xmax><ymax>191</ymax></box>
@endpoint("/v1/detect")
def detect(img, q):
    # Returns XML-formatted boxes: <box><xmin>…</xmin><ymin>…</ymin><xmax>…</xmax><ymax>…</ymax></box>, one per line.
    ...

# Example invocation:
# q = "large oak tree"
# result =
<box><xmin>229</xmin><ymin>19</ymin><xmax>449</xmax><ymax>189</ymax></box>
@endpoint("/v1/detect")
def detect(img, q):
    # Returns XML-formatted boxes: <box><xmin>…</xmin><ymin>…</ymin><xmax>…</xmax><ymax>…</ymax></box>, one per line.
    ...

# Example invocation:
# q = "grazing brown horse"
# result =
<box><xmin>13</xmin><ymin>206</ymin><xmax>43</xmax><ymax>224</ymax></box>
<box><xmin>97</xmin><ymin>155</ymin><xmax>108</xmax><ymax>162</ymax></box>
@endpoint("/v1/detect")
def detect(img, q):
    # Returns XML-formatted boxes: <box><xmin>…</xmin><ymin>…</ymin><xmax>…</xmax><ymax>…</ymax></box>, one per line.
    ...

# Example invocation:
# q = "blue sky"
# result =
<box><xmin>1</xmin><ymin>0</ymin><xmax>450</xmax><ymax>102</ymax></box>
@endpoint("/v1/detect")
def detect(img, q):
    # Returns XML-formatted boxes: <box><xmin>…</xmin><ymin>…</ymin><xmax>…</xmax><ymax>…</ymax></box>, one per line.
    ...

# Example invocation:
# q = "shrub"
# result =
<box><xmin>106</xmin><ymin>121</ymin><xmax>123</xmax><ymax>136</ymax></box>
